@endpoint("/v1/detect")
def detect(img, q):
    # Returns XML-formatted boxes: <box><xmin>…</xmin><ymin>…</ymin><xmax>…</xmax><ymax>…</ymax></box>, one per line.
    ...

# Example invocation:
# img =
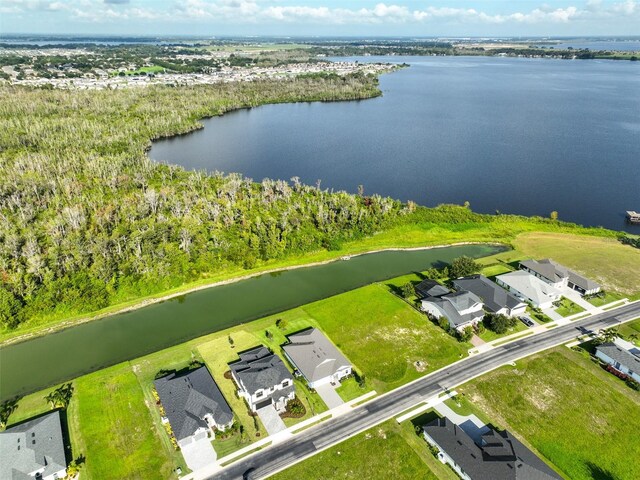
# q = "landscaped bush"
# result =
<box><xmin>484</xmin><ymin>313</ymin><xmax>517</xmax><ymax>334</ymax></box>
<box><xmin>281</xmin><ymin>397</ymin><xmax>306</xmax><ymax>418</ymax></box>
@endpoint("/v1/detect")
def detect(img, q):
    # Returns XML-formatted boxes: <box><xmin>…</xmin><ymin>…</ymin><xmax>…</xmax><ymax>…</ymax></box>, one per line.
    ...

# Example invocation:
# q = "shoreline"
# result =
<box><xmin>0</xmin><ymin>241</ymin><xmax>506</xmax><ymax>348</ymax></box>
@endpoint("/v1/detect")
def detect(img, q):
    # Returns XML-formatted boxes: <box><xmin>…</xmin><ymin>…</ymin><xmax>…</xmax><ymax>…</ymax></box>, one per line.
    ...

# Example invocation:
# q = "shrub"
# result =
<box><xmin>401</xmin><ymin>282</ymin><xmax>415</xmax><ymax>299</ymax></box>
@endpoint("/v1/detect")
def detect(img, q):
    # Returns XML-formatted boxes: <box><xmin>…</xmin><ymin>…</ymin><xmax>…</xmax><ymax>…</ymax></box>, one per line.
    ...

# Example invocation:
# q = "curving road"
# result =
<box><xmin>209</xmin><ymin>302</ymin><xmax>640</xmax><ymax>480</ymax></box>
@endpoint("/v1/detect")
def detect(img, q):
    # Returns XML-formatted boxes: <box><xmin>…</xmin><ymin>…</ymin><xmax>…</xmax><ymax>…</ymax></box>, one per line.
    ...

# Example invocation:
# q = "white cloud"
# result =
<box><xmin>1</xmin><ymin>0</ymin><xmax>638</xmax><ymax>27</ymax></box>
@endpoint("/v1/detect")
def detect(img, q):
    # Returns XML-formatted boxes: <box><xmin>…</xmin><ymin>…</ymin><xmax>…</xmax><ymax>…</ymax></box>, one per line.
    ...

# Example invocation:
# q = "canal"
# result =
<box><xmin>0</xmin><ymin>244</ymin><xmax>505</xmax><ymax>401</ymax></box>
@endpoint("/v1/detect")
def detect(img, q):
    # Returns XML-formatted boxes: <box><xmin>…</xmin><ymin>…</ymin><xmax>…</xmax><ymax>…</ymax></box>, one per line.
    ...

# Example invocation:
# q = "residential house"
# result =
<box><xmin>154</xmin><ymin>366</ymin><xmax>234</xmax><ymax>447</ymax></box>
<box><xmin>496</xmin><ymin>271</ymin><xmax>562</xmax><ymax>309</ymax></box>
<box><xmin>0</xmin><ymin>411</ymin><xmax>68</xmax><ymax>480</ymax></box>
<box><xmin>520</xmin><ymin>259</ymin><xmax>601</xmax><ymax>296</ymax></box>
<box><xmin>453</xmin><ymin>275</ymin><xmax>527</xmax><ymax>317</ymax></box>
<box><xmin>595</xmin><ymin>338</ymin><xmax>640</xmax><ymax>383</ymax></box>
<box><xmin>421</xmin><ymin>290</ymin><xmax>484</xmax><ymax>332</ymax></box>
<box><xmin>415</xmin><ymin>279</ymin><xmax>451</xmax><ymax>299</ymax></box>
<box><xmin>423</xmin><ymin>417</ymin><xmax>561</xmax><ymax>480</ymax></box>
<box><xmin>230</xmin><ymin>346</ymin><xmax>295</xmax><ymax>413</ymax></box>
<box><xmin>282</xmin><ymin>328</ymin><xmax>352</xmax><ymax>389</ymax></box>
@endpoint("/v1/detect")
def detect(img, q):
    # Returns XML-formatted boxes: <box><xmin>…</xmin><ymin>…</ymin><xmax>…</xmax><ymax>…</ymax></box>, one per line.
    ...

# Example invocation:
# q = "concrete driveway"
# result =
<box><xmin>180</xmin><ymin>434</ymin><xmax>217</xmax><ymax>471</ymax></box>
<box><xmin>257</xmin><ymin>405</ymin><xmax>287</xmax><ymax>436</ymax></box>
<box><xmin>315</xmin><ymin>383</ymin><xmax>344</xmax><ymax>409</ymax></box>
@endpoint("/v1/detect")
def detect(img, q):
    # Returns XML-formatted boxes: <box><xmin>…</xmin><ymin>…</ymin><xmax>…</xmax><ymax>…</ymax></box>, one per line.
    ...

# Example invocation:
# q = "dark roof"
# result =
<box><xmin>415</xmin><ymin>279</ymin><xmax>450</xmax><ymax>299</ymax></box>
<box><xmin>282</xmin><ymin>328</ymin><xmax>351</xmax><ymax>383</ymax></box>
<box><xmin>453</xmin><ymin>275</ymin><xmax>525</xmax><ymax>313</ymax></box>
<box><xmin>596</xmin><ymin>343</ymin><xmax>640</xmax><ymax>371</ymax></box>
<box><xmin>423</xmin><ymin>417</ymin><xmax>561</xmax><ymax>480</ymax></box>
<box><xmin>0</xmin><ymin>410</ymin><xmax>67</xmax><ymax>480</ymax></box>
<box><xmin>230</xmin><ymin>346</ymin><xmax>293</xmax><ymax>395</ymax></box>
<box><xmin>421</xmin><ymin>291</ymin><xmax>484</xmax><ymax>328</ymax></box>
<box><xmin>154</xmin><ymin>366</ymin><xmax>233</xmax><ymax>441</ymax></box>
<box><xmin>520</xmin><ymin>259</ymin><xmax>568</xmax><ymax>284</ymax></box>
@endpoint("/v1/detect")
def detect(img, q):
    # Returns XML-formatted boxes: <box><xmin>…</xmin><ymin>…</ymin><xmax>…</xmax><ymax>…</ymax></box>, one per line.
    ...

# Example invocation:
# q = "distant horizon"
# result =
<box><xmin>2</xmin><ymin>33</ymin><xmax>640</xmax><ymax>40</ymax></box>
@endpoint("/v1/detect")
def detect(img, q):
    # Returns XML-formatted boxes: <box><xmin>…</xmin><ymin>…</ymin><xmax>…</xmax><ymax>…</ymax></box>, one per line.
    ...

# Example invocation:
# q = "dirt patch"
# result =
<box><xmin>524</xmin><ymin>383</ymin><xmax>557</xmax><ymax>412</ymax></box>
<box><xmin>413</xmin><ymin>360</ymin><xmax>427</xmax><ymax>372</ymax></box>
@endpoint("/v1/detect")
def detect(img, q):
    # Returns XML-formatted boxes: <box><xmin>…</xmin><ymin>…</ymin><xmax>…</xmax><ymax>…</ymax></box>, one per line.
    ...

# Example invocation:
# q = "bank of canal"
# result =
<box><xmin>0</xmin><ymin>244</ymin><xmax>505</xmax><ymax>401</ymax></box>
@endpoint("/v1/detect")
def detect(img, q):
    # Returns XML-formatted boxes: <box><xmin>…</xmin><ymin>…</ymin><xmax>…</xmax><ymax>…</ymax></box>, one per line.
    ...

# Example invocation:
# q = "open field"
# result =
<box><xmin>71</xmin><ymin>363</ymin><xmax>178</xmax><ymax>480</ymax></box>
<box><xmin>271</xmin><ymin>420</ymin><xmax>439</xmax><ymax>480</ymax></box>
<box><xmin>458</xmin><ymin>347</ymin><xmax>640</xmax><ymax>480</ymax></box>
<box><xmin>302</xmin><ymin>284</ymin><xmax>468</xmax><ymax>393</ymax></box>
<box><xmin>514</xmin><ymin>232</ymin><xmax>640</xmax><ymax>295</ymax></box>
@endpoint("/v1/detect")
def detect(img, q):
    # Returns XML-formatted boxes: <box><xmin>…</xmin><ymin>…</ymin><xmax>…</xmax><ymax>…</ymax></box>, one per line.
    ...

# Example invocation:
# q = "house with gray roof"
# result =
<box><xmin>596</xmin><ymin>338</ymin><xmax>640</xmax><ymax>383</ymax></box>
<box><xmin>0</xmin><ymin>410</ymin><xmax>67</xmax><ymax>480</ymax></box>
<box><xmin>282</xmin><ymin>328</ymin><xmax>352</xmax><ymax>389</ymax></box>
<box><xmin>415</xmin><ymin>279</ymin><xmax>450</xmax><ymax>299</ymax></box>
<box><xmin>423</xmin><ymin>417</ymin><xmax>561</xmax><ymax>480</ymax></box>
<box><xmin>453</xmin><ymin>275</ymin><xmax>527</xmax><ymax>317</ymax></box>
<box><xmin>520</xmin><ymin>259</ymin><xmax>600</xmax><ymax>296</ymax></box>
<box><xmin>496</xmin><ymin>271</ymin><xmax>562</xmax><ymax>309</ymax></box>
<box><xmin>229</xmin><ymin>346</ymin><xmax>295</xmax><ymax>413</ymax></box>
<box><xmin>421</xmin><ymin>290</ymin><xmax>484</xmax><ymax>332</ymax></box>
<box><xmin>154</xmin><ymin>366</ymin><xmax>233</xmax><ymax>447</ymax></box>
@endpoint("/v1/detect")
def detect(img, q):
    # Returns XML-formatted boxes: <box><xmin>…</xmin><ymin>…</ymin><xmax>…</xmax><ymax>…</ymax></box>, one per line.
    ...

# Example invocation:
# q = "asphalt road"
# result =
<box><xmin>210</xmin><ymin>302</ymin><xmax>640</xmax><ymax>480</ymax></box>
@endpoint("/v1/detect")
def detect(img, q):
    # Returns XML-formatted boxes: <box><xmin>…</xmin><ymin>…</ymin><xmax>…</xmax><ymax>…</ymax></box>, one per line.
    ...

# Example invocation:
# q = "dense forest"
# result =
<box><xmin>0</xmin><ymin>74</ymin><xmax>404</xmax><ymax>330</ymax></box>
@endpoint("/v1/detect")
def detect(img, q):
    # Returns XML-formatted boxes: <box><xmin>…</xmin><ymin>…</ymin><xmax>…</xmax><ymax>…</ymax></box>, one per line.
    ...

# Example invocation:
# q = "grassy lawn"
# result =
<box><xmin>271</xmin><ymin>420</ymin><xmax>440</xmax><ymax>480</ymax></box>
<box><xmin>71</xmin><ymin>363</ymin><xmax>178</xmax><ymax>480</ymax></box>
<box><xmin>587</xmin><ymin>291</ymin><xmax>625</xmax><ymax>307</ymax></box>
<box><xmin>302</xmin><ymin>284</ymin><xmax>468</xmax><ymax>393</ymax></box>
<box><xmin>335</xmin><ymin>376</ymin><xmax>371</xmax><ymax>403</ymax></box>
<box><xmin>554</xmin><ymin>297</ymin><xmax>586</xmax><ymax>318</ymax></box>
<box><xmin>459</xmin><ymin>347</ymin><xmax>640</xmax><ymax>480</ymax></box>
<box><xmin>514</xmin><ymin>232</ymin><xmax>640</xmax><ymax>295</ymax></box>
<box><xmin>477</xmin><ymin>320</ymin><xmax>528</xmax><ymax>343</ymax></box>
<box><xmin>616</xmin><ymin>319</ymin><xmax>640</xmax><ymax>346</ymax></box>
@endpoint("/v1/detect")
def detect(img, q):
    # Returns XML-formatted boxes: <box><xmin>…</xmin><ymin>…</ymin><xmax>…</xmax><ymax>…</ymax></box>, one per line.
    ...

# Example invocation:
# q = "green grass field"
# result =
<box><xmin>514</xmin><ymin>232</ymin><xmax>640</xmax><ymax>295</ymax></box>
<box><xmin>271</xmin><ymin>420</ymin><xmax>439</xmax><ymax>480</ymax></box>
<box><xmin>71</xmin><ymin>363</ymin><xmax>178</xmax><ymax>480</ymax></box>
<box><xmin>302</xmin><ymin>284</ymin><xmax>468</xmax><ymax>393</ymax></box>
<box><xmin>459</xmin><ymin>347</ymin><xmax>640</xmax><ymax>480</ymax></box>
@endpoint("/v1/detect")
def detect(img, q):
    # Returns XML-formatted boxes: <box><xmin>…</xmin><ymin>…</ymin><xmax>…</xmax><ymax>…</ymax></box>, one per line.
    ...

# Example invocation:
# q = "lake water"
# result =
<box><xmin>0</xmin><ymin>244</ymin><xmax>503</xmax><ymax>401</ymax></box>
<box><xmin>150</xmin><ymin>56</ymin><xmax>640</xmax><ymax>232</ymax></box>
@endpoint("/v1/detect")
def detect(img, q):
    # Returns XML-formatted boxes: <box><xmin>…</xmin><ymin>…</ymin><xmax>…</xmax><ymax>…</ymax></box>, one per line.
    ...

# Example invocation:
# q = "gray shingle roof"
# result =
<box><xmin>230</xmin><ymin>346</ymin><xmax>293</xmax><ymax>395</ymax></box>
<box><xmin>453</xmin><ymin>275</ymin><xmax>525</xmax><ymax>314</ymax></box>
<box><xmin>282</xmin><ymin>328</ymin><xmax>351</xmax><ymax>383</ymax></box>
<box><xmin>0</xmin><ymin>410</ymin><xmax>67</xmax><ymax>480</ymax></box>
<box><xmin>521</xmin><ymin>259</ymin><xmax>600</xmax><ymax>292</ymax></box>
<box><xmin>596</xmin><ymin>343</ymin><xmax>640</xmax><ymax>372</ymax></box>
<box><xmin>422</xmin><ymin>291</ymin><xmax>484</xmax><ymax>328</ymax></box>
<box><xmin>415</xmin><ymin>279</ymin><xmax>450</xmax><ymax>299</ymax></box>
<box><xmin>423</xmin><ymin>417</ymin><xmax>561</xmax><ymax>480</ymax></box>
<box><xmin>154</xmin><ymin>366</ymin><xmax>233</xmax><ymax>441</ymax></box>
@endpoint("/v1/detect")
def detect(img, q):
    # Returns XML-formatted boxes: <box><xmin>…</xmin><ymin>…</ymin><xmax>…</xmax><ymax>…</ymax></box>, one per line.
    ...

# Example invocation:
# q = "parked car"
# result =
<box><xmin>519</xmin><ymin>316</ymin><xmax>535</xmax><ymax>327</ymax></box>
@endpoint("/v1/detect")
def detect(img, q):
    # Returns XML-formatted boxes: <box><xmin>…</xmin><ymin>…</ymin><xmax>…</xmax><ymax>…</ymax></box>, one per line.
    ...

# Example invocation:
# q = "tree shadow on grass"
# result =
<box><xmin>586</xmin><ymin>462</ymin><xmax>617</xmax><ymax>480</ymax></box>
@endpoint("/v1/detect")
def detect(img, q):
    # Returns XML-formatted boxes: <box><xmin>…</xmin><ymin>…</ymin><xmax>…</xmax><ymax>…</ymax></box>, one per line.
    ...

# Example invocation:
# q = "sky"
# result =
<box><xmin>1</xmin><ymin>0</ymin><xmax>639</xmax><ymax>37</ymax></box>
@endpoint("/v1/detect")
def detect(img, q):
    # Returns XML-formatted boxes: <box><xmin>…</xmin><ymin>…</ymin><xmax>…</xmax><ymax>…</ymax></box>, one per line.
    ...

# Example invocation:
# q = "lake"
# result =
<box><xmin>150</xmin><ymin>56</ymin><xmax>640</xmax><ymax>232</ymax></box>
<box><xmin>0</xmin><ymin>244</ymin><xmax>504</xmax><ymax>401</ymax></box>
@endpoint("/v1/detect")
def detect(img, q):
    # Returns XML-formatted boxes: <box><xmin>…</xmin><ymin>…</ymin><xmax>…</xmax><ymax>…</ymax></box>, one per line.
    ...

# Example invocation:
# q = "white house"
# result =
<box><xmin>230</xmin><ymin>346</ymin><xmax>295</xmax><ymax>413</ymax></box>
<box><xmin>596</xmin><ymin>338</ymin><xmax>640</xmax><ymax>383</ymax></box>
<box><xmin>154</xmin><ymin>366</ymin><xmax>234</xmax><ymax>447</ymax></box>
<box><xmin>421</xmin><ymin>291</ymin><xmax>485</xmax><ymax>332</ymax></box>
<box><xmin>0</xmin><ymin>411</ymin><xmax>68</xmax><ymax>480</ymax></box>
<box><xmin>496</xmin><ymin>271</ymin><xmax>562</xmax><ymax>309</ymax></box>
<box><xmin>283</xmin><ymin>328</ymin><xmax>352</xmax><ymax>389</ymax></box>
<box><xmin>520</xmin><ymin>259</ymin><xmax>601</xmax><ymax>296</ymax></box>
